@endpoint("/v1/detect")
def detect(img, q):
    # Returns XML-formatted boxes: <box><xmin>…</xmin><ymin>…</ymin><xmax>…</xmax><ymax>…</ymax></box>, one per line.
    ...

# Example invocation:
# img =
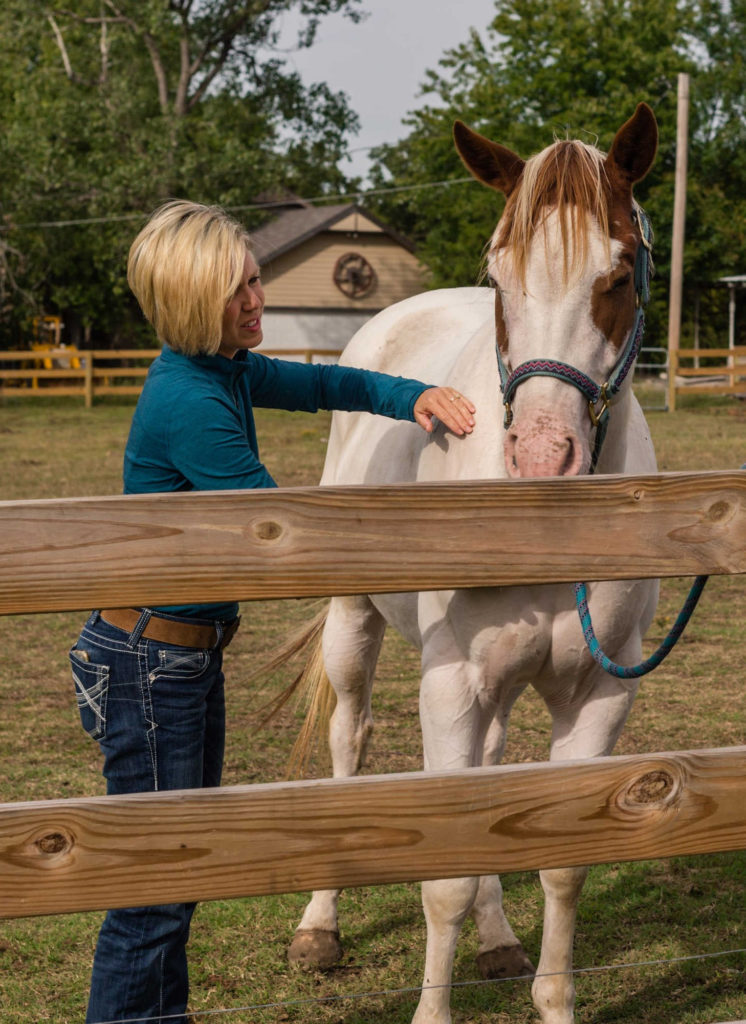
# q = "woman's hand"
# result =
<box><xmin>413</xmin><ymin>387</ymin><xmax>476</xmax><ymax>435</ymax></box>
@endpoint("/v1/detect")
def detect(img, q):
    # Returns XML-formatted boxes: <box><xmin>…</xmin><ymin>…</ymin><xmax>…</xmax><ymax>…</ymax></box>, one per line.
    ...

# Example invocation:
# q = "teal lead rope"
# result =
<box><xmin>574</xmin><ymin>576</ymin><xmax>708</xmax><ymax>679</ymax></box>
<box><xmin>576</xmin><ymin>462</ymin><xmax>746</xmax><ymax>675</ymax></box>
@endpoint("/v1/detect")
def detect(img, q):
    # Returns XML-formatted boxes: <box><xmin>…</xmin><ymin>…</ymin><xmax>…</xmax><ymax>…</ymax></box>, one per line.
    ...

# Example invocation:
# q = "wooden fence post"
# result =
<box><xmin>84</xmin><ymin>354</ymin><xmax>94</xmax><ymax>408</ymax></box>
<box><xmin>667</xmin><ymin>72</ymin><xmax>689</xmax><ymax>416</ymax></box>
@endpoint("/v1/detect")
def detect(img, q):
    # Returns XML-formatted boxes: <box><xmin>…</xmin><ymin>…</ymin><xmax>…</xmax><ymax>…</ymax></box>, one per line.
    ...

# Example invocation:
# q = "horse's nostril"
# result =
<box><xmin>561</xmin><ymin>439</ymin><xmax>576</xmax><ymax>476</ymax></box>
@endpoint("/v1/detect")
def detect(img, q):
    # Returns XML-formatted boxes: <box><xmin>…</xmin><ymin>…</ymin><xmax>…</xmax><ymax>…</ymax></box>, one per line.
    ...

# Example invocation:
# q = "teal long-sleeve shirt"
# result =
<box><xmin>123</xmin><ymin>345</ymin><xmax>430</xmax><ymax>619</ymax></box>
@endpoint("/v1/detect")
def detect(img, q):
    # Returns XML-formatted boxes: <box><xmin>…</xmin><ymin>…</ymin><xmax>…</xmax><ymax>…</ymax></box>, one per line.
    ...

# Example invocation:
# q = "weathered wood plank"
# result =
<box><xmin>1</xmin><ymin>471</ymin><xmax>744</xmax><ymax>615</ymax></box>
<box><xmin>1</xmin><ymin>747</ymin><xmax>745</xmax><ymax>919</ymax></box>
<box><xmin>675</xmin><ymin>346</ymin><xmax>746</xmax><ymax>360</ymax></box>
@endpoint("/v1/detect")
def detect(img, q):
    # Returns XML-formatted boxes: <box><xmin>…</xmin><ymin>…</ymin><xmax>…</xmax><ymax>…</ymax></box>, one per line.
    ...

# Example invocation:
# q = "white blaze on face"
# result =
<box><xmin>491</xmin><ymin>209</ymin><xmax>624</xmax><ymax>478</ymax></box>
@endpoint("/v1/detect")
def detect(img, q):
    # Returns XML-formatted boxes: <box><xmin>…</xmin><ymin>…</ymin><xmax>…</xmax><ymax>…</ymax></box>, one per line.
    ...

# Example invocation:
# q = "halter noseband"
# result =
<box><xmin>496</xmin><ymin>205</ymin><xmax>653</xmax><ymax>471</ymax></box>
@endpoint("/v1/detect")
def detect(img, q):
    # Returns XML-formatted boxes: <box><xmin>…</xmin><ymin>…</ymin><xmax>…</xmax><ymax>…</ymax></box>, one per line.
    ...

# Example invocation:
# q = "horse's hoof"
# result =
<box><xmin>288</xmin><ymin>928</ymin><xmax>343</xmax><ymax>968</ymax></box>
<box><xmin>476</xmin><ymin>943</ymin><xmax>535</xmax><ymax>979</ymax></box>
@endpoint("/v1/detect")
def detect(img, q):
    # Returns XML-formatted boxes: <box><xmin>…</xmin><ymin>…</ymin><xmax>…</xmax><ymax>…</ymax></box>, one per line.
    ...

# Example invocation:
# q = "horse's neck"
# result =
<box><xmin>594</xmin><ymin>387</ymin><xmax>657</xmax><ymax>476</ymax></box>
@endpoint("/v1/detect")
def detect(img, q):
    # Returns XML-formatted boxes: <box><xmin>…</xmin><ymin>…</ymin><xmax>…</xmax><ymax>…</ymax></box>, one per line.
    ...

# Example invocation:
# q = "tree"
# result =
<box><xmin>0</xmin><ymin>0</ymin><xmax>364</xmax><ymax>346</ymax></box>
<box><xmin>368</xmin><ymin>0</ymin><xmax>746</xmax><ymax>350</ymax></box>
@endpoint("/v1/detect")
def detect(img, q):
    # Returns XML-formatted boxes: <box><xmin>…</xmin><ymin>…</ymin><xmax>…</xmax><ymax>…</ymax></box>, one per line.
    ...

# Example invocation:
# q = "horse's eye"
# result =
<box><xmin>608</xmin><ymin>273</ymin><xmax>631</xmax><ymax>293</ymax></box>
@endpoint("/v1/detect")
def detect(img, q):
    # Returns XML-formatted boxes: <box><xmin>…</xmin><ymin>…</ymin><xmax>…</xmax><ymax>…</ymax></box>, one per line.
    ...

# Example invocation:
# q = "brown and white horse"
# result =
<box><xmin>286</xmin><ymin>104</ymin><xmax>659</xmax><ymax>1023</ymax></box>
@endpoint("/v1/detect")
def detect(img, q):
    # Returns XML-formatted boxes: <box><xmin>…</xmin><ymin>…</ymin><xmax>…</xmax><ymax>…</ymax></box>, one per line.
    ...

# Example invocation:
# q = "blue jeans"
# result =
<box><xmin>70</xmin><ymin>609</ymin><xmax>231</xmax><ymax>1024</ymax></box>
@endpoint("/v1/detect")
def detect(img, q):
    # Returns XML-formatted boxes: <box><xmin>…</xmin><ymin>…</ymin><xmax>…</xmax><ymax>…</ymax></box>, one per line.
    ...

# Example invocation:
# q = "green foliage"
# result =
<box><xmin>369</xmin><ymin>0</ymin><xmax>746</xmax><ymax>350</ymax></box>
<box><xmin>0</xmin><ymin>0</ymin><xmax>364</xmax><ymax>347</ymax></box>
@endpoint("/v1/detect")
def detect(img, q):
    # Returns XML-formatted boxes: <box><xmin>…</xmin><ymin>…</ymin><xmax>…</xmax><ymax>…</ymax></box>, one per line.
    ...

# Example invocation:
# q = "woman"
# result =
<box><xmin>69</xmin><ymin>199</ymin><xmax>476</xmax><ymax>1024</ymax></box>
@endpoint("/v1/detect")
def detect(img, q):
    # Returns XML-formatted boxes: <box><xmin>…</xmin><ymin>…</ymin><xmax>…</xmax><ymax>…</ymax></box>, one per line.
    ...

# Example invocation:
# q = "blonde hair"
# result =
<box><xmin>127</xmin><ymin>199</ymin><xmax>253</xmax><ymax>356</ymax></box>
<box><xmin>493</xmin><ymin>139</ymin><xmax>611</xmax><ymax>288</ymax></box>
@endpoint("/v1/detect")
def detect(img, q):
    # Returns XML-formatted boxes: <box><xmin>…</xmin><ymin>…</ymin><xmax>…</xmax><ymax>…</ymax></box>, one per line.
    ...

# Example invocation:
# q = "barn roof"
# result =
<box><xmin>249</xmin><ymin>200</ymin><xmax>415</xmax><ymax>265</ymax></box>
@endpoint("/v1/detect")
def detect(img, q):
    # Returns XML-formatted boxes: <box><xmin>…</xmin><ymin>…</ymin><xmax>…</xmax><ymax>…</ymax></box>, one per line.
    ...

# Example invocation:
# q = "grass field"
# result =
<box><xmin>1</xmin><ymin>391</ymin><xmax>745</xmax><ymax>1023</ymax></box>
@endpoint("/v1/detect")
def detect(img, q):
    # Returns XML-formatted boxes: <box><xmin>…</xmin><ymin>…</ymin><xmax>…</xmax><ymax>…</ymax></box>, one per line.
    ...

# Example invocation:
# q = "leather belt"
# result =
<box><xmin>100</xmin><ymin>609</ymin><xmax>240</xmax><ymax>650</ymax></box>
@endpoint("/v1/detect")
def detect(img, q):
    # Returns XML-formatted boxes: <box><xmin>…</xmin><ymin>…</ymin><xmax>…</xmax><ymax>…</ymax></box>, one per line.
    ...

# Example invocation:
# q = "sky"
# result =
<box><xmin>271</xmin><ymin>0</ymin><xmax>497</xmax><ymax>183</ymax></box>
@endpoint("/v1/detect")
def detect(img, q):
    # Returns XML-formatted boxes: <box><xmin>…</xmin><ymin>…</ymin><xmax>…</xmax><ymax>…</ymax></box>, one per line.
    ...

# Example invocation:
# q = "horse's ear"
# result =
<box><xmin>453</xmin><ymin>120</ymin><xmax>525</xmax><ymax>196</ymax></box>
<box><xmin>605</xmin><ymin>103</ymin><xmax>658</xmax><ymax>186</ymax></box>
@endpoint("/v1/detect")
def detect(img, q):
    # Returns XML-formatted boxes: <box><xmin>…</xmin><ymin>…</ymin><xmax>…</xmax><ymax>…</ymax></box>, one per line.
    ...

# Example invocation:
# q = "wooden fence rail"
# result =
<box><xmin>1</xmin><ymin>471</ymin><xmax>745</xmax><ymax>615</ymax></box>
<box><xmin>669</xmin><ymin>345</ymin><xmax>746</xmax><ymax>410</ymax></box>
<box><xmin>3</xmin><ymin>747</ymin><xmax>745</xmax><ymax>920</ymax></box>
<box><xmin>0</xmin><ymin>347</ymin><xmax>343</xmax><ymax>407</ymax></box>
<box><xmin>1</xmin><ymin>470</ymin><xmax>745</xmax><ymax>925</ymax></box>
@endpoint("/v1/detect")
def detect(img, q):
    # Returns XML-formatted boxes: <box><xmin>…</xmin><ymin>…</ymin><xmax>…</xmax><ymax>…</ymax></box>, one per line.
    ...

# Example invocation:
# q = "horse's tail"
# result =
<box><xmin>250</xmin><ymin>604</ymin><xmax>335</xmax><ymax>779</ymax></box>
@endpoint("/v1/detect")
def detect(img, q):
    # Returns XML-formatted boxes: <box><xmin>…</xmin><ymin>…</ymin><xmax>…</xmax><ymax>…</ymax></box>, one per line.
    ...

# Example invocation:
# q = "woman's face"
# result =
<box><xmin>218</xmin><ymin>250</ymin><xmax>265</xmax><ymax>359</ymax></box>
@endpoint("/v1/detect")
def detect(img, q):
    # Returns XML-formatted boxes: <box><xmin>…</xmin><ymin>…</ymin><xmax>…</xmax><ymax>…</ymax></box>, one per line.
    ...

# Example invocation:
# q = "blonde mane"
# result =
<box><xmin>493</xmin><ymin>139</ymin><xmax>612</xmax><ymax>288</ymax></box>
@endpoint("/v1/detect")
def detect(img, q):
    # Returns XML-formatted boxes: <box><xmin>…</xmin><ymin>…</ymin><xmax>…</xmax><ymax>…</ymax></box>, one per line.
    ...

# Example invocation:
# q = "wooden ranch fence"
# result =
<box><xmin>669</xmin><ymin>345</ymin><xmax>746</xmax><ymax>410</ymax></box>
<box><xmin>0</xmin><ymin>347</ymin><xmax>343</xmax><ymax>406</ymax></box>
<box><xmin>1</xmin><ymin>469</ymin><xmax>745</xmax><ymax>929</ymax></box>
<box><xmin>3</xmin><ymin>345</ymin><xmax>746</xmax><ymax>411</ymax></box>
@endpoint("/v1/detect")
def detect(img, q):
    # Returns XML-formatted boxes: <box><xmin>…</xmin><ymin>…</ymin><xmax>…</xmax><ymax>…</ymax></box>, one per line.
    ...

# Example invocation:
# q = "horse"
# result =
<box><xmin>281</xmin><ymin>103</ymin><xmax>659</xmax><ymax>1024</ymax></box>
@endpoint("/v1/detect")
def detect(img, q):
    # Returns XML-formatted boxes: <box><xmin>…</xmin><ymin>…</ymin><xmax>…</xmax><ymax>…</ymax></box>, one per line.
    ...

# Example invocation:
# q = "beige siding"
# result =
<box><xmin>260</xmin><ymin>232</ymin><xmax>429</xmax><ymax>310</ymax></box>
<box><xmin>327</xmin><ymin>211</ymin><xmax>384</xmax><ymax>233</ymax></box>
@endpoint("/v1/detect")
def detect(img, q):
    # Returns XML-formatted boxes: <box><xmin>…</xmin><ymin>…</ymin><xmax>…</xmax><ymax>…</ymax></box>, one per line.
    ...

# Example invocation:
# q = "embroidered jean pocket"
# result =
<box><xmin>150</xmin><ymin>647</ymin><xmax>210</xmax><ymax>682</ymax></box>
<box><xmin>70</xmin><ymin>648</ymin><xmax>109</xmax><ymax>741</ymax></box>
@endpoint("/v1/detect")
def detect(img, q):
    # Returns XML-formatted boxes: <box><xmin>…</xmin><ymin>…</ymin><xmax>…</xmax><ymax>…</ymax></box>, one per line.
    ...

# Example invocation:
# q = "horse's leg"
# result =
<box><xmin>471</xmin><ymin>707</ymin><xmax>535</xmax><ymax>981</ymax></box>
<box><xmin>531</xmin><ymin>664</ymin><xmax>640</xmax><ymax>1024</ymax></box>
<box><xmin>412</xmin><ymin>650</ymin><xmax>497</xmax><ymax>1024</ymax></box>
<box><xmin>288</xmin><ymin>595</ymin><xmax>386</xmax><ymax>968</ymax></box>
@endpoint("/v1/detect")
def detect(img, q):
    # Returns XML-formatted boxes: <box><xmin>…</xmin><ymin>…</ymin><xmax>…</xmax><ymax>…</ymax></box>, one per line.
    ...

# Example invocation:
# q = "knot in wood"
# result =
<box><xmin>627</xmin><ymin>770</ymin><xmax>674</xmax><ymax>805</ymax></box>
<box><xmin>706</xmin><ymin>500</ymin><xmax>731</xmax><ymax>524</ymax></box>
<box><xmin>35</xmin><ymin>831</ymin><xmax>71</xmax><ymax>855</ymax></box>
<box><xmin>253</xmin><ymin>520</ymin><xmax>283</xmax><ymax>542</ymax></box>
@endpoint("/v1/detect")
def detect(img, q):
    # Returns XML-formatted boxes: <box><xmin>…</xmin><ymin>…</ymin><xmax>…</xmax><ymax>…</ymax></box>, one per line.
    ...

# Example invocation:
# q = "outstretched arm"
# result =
<box><xmin>247</xmin><ymin>354</ymin><xmax>476</xmax><ymax>434</ymax></box>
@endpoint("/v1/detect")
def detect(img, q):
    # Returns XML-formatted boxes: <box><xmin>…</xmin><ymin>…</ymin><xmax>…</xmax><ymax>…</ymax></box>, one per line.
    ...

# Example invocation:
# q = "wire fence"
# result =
<box><xmin>88</xmin><ymin>946</ymin><xmax>746</xmax><ymax>1023</ymax></box>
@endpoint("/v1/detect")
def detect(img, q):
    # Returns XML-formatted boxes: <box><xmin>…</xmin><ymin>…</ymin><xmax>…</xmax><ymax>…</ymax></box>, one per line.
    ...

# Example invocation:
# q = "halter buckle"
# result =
<box><xmin>588</xmin><ymin>383</ymin><xmax>610</xmax><ymax>428</ymax></box>
<box><xmin>503</xmin><ymin>400</ymin><xmax>514</xmax><ymax>429</ymax></box>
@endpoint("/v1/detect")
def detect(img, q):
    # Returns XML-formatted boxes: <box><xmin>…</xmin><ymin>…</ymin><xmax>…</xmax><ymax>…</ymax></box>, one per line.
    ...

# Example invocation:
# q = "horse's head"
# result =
<box><xmin>454</xmin><ymin>104</ymin><xmax>658</xmax><ymax>477</ymax></box>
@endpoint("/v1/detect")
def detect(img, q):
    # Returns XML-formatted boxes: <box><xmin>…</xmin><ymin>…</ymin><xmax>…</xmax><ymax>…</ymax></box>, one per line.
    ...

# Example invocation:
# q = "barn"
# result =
<box><xmin>249</xmin><ymin>197</ymin><xmax>429</xmax><ymax>362</ymax></box>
